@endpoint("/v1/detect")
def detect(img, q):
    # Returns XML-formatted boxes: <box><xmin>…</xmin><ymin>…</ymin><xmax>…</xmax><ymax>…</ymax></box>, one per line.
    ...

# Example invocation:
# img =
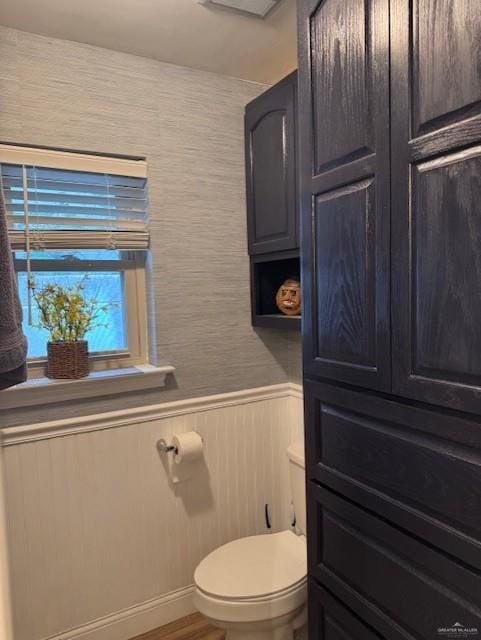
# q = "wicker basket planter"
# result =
<box><xmin>47</xmin><ymin>341</ymin><xmax>89</xmax><ymax>380</ymax></box>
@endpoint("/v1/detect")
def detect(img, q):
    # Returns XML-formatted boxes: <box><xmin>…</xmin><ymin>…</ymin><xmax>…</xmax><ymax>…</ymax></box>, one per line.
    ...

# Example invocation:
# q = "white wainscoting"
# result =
<box><xmin>0</xmin><ymin>450</ymin><xmax>13</xmax><ymax>640</ymax></box>
<box><xmin>1</xmin><ymin>383</ymin><xmax>303</xmax><ymax>640</ymax></box>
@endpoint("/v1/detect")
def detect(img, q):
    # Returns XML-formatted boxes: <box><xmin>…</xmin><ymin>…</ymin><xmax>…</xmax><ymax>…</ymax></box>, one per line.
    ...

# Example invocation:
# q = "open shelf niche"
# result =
<box><xmin>250</xmin><ymin>250</ymin><xmax>301</xmax><ymax>330</ymax></box>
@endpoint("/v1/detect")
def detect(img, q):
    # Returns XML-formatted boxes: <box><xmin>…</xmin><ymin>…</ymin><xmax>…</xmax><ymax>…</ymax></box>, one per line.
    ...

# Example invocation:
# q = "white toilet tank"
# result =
<box><xmin>286</xmin><ymin>442</ymin><xmax>306</xmax><ymax>535</ymax></box>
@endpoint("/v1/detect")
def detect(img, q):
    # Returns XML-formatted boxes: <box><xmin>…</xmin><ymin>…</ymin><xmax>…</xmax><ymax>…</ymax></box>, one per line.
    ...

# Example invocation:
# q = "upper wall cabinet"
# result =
<box><xmin>245</xmin><ymin>71</ymin><xmax>298</xmax><ymax>255</ymax></box>
<box><xmin>298</xmin><ymin>0</ymin><xmax>391</xmax><ymax>391</ymax></box>
<box><xmin>391</xmin><ymin>0</ymin><xmax>481</xmax><ymax>414</ymax></box>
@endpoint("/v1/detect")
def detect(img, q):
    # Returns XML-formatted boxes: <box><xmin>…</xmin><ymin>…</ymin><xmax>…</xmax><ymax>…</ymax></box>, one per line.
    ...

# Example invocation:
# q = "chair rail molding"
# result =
<box><xmin>1</xmin><ymin>383</ymin><xmax>302</xmax><ymax>446</ymax></box>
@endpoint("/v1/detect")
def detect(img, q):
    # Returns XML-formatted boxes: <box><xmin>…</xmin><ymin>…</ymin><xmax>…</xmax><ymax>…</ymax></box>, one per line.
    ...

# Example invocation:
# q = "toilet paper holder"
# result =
<box><xmin>157</xmin><ymin>439</ymin><xmax>177</xmax><ymax>454</ymax></box>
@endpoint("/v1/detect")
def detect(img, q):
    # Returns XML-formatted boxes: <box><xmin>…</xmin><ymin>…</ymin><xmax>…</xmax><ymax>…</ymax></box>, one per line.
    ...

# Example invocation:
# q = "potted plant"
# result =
<box><xmin>33</xmin><ymin>279</ymin><xmax>110</xmax><ymax>380</ymax></box>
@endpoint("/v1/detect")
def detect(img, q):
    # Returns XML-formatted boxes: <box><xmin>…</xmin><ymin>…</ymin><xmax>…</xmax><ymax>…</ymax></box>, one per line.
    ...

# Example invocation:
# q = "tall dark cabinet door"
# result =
<box><xmin>298</xmin><ymin>0</ymin><xmax>391</xmax><ymax>391</ymax></box>
<box><xmin>245</xmin><ymin>72</ymin><xmax>298</xmax><ymax>255</ymax></box>
<box><xmin>391</xmin><ymin>0</ymin><xmax>481</xmax><ymax>414</ymax></box>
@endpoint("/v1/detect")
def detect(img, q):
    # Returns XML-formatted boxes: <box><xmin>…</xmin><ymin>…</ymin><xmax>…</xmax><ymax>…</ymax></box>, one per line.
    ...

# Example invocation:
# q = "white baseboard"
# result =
<box><xmin>46</xmin><ymin>585</ymin><xmax>195</xmax><ymax>640</ymax></box>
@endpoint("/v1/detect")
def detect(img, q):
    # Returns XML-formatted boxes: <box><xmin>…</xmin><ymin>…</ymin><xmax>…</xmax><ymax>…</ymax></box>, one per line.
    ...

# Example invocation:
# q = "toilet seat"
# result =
<box><xmin>194</xmin><ymin>530</ymin><xmax>306</xmax><ymax>623</ymax></box>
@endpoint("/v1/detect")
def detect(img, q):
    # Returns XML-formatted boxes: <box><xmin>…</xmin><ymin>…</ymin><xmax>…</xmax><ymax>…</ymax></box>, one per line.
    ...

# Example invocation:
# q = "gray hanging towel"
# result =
<box><xmin>0</xmin><ymin>177</ymin><xmax>27</xmax><ymax>390</ymax></box>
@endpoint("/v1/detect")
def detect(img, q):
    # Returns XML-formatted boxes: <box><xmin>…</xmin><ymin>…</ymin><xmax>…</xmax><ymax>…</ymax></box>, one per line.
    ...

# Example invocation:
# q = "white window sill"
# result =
<box><xmin>0</xmin><ymin>364</ymin><xmax>175</xmax><ymax>410</ymax></box>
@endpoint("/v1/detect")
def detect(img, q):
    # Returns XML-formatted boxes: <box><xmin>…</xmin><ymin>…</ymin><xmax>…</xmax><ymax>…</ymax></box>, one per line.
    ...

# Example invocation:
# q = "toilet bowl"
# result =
<box><xmin>193</xmin><ymin>443</ymin><xmax>307</xmax><ymax>640</ymax></box>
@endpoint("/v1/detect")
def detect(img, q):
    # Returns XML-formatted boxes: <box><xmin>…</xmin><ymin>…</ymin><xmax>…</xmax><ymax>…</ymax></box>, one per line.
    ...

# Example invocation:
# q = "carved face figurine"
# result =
<box><xmin>276</xmin><ymin>278</ymin><xmax>301</xmax><ymax>316</ymax></box>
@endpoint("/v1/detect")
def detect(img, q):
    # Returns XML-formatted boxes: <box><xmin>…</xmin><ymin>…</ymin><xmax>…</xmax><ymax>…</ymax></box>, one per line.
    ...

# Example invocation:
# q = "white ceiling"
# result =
<box><xmin>0</xmin><ymin>0</ymin><xmax>297</xmax><ymax>84</ymax></box>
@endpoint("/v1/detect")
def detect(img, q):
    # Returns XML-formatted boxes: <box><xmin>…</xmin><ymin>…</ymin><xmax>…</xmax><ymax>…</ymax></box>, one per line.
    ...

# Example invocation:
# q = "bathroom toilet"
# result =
<box><xmin>193</xmin><ymin>443</ymin><xmax>306</xmax><ymax>640</ymax></box>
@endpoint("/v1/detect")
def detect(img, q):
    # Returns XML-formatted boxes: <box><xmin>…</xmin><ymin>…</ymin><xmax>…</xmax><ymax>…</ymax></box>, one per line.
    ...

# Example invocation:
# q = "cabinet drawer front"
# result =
<box><xmin>309</xmin><ymin>579</ymin><xmax>383</xmax><ymax>640</ymax></box>
<box><xmin>304</xmin><ymin>380</ymin><xmax>481</xmax><ymax>570</ymax></box>
<box><xmin>308</xmin><ymin>484</ymin><xmax>481</xmax><ymax>640</ymax></box>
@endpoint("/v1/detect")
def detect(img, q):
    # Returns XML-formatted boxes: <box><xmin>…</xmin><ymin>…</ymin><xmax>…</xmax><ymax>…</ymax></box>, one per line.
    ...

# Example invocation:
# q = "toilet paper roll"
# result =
<box><xmin>172</xmin><ymin>431</ymin><xmax>203</xmax><ymax>464</ymax></box>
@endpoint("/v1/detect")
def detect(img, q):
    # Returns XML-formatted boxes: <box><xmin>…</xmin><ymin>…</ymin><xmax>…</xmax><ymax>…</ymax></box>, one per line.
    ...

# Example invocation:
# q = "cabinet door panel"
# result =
<box><xmin>311</xmin><ymin>0</ymin><xmax>373</xmax><ymax>173</ymax></box>
<box><xmin>391</xmin><ymin>0</ymin><xmax>481</xmax><ymax>413</ymax></box>
<box><xmin>414</xmin><ymin>0</ymin><xmax>481</xmax><ymax>134</ymax></box>
<box><xmin>245</xmin><ymin>72</ymin><xmax>297</xmax><ymax>255</ymax></box>
<box><xmin>299</xmin><ymin>0</ymin><xmax>390</xmax><ymax>390</ymax></box>
<box><xmin>250</xmin><ymin>112</ymin><xmax>289</xmax><ymax>243</ymax></box>
<box><xmin>314</xmin><ymin>179</ymin><xmax>376</xmax><ymax>371</ymax></box>
<box><xmin>413</xmin><ymin>149</ymin><xmax>481</xmax><ymax>385</ymax></box>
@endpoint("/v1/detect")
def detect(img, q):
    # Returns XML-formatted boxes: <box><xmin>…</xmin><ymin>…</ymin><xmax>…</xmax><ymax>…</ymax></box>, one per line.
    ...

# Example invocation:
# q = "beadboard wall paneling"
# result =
<box><xmin>0</xmin><ymin>26</ymin><xmax>302</xmax><ymax>427</ymax></box>
<box><xmin>2</xmin><ymin>385</ymin><xmax>304</xmax><ymax>640</ymax></box>
<box><xmin>0</xmin><ymin>451</ymin><xmax>13</xmax><ymax>640</ymax></box>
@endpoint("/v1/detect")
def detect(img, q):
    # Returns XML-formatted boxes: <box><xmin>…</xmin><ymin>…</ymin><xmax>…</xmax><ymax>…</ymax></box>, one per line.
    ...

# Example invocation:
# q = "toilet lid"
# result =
<box><xmin>194</xmin><ymin>530</ymin><xmax>306</xmax><ymax>600</ymax></box>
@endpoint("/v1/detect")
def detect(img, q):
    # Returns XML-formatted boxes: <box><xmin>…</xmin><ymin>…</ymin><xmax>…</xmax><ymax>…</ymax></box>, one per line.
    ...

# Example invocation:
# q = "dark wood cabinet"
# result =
<box><xmin>299</xmin><ymin>0</ymin><xmax>391</xmax><ymax>392</ymax></box>
<box><xmin>298</xmin><ymin>0</ymin><xmax>481</xmax><ymax>636</ymax></box>
<box><xmin>304</xmin><ymin>380</ymin><xmax>481</xmax><ymax>571</ymax></box>
<box><xmin>246</xmin><ymin>71</ymin><xmax>300</xmax><ymax>330</ymax></box>
<box><xmin>303</xmin><ymin>384</ymin><xmax>481</xmax><ymax>638</ymax></box>
<box><xmin>245</xmin><ymin>71</ymin><xmax>298</xmax><ymax>255</ymax></box>
<box><xmin>308</xmin><ymin>480</ymin><xmax>481</xmax><ymax>638</ymax></box>
<box><xmin>391</xmin><ymin>0</ymin><xmax>481</xmax><ymax>414</ymax></box>
<box><xmin>308</xmin><ymin>580</ymin><xmax>383</xmax><ymax>640</ymax></box>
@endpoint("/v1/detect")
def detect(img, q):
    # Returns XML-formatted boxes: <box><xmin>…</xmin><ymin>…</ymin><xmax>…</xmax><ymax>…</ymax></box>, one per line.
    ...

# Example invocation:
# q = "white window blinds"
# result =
<box><xmin>0</xmin><ymin>145</ymin><xmax>149</xmax><ymax>251</ymax></box>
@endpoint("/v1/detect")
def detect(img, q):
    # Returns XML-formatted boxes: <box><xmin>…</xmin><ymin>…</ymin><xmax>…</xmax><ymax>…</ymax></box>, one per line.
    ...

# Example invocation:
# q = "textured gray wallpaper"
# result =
<box><xmin>0</xmin><ymin>26</ymin><xmax>301</xmax><ymax>426</ymax></box>
<box><xmin>288</xmin><ymin>332</ymin><xmax>302</xmax><ymax>385</ymax></box>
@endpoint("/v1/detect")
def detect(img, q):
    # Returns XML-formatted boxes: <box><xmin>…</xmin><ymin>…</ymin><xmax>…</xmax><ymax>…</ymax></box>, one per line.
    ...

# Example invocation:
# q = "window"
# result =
<box><xmin>0</xmin><ymin>145</ymin><xmax>149</xmax><ymax>376</ymax></box>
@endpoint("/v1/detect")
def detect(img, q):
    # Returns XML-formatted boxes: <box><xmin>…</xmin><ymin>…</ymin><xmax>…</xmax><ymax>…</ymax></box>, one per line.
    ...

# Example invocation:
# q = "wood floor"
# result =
<box><xmin>132</xmin><ymin>613</ymin><xmax>225</xmax><ymax>640</ymax></box>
